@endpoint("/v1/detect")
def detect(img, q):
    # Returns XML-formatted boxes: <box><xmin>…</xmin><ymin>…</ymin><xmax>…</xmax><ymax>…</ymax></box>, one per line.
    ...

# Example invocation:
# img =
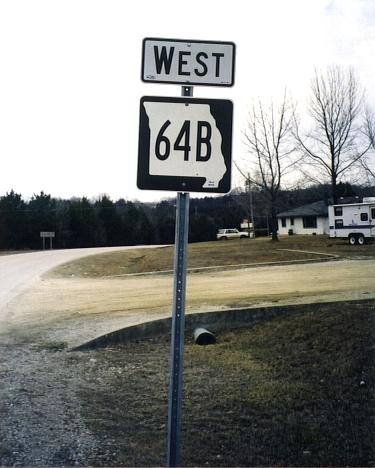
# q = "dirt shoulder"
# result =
<box><xmin>3</xmin><ymin>258</ymin><xmax>375</xmax><ymax>349</ymax></box>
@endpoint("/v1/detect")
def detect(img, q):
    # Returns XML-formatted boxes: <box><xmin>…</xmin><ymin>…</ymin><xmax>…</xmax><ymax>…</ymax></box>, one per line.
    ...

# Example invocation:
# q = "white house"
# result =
<box><xmin>277</xmin><ymin>201</ymin><xmax>329</xmax><ymax>235</ymax></box>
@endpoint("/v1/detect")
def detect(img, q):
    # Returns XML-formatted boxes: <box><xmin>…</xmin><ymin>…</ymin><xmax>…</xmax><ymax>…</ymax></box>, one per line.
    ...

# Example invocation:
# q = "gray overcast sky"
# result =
<box><xmin>0</xmin><ymin>0</ymin><xmax>374</xmax><ymax>202</ymax></box>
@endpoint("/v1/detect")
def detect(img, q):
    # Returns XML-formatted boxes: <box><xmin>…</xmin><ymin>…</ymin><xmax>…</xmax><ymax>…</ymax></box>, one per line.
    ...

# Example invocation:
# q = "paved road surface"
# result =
<box><xmin>0</xmin><ymin>246</ymin><xmax>160</xmax><ymax>316</ymax></box>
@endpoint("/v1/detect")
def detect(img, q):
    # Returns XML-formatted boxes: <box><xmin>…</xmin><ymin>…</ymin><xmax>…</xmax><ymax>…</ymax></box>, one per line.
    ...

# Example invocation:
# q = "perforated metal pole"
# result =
<box><xmin>167</xmin><ymin>191</ymin><xmax>189</xmax><ymax>467</ymax></box>
<box><xmin>167</xmin><ymin>85</ymin><xmax>192</xmax><ymax>468</ymax></box>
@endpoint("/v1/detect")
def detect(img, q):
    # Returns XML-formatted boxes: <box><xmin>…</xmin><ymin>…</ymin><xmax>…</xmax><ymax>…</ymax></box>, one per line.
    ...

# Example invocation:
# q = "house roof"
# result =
<box><xmin>277</xmin><ymin>200</ymin><xmax>328</xmax><ymax>218</ymax></box>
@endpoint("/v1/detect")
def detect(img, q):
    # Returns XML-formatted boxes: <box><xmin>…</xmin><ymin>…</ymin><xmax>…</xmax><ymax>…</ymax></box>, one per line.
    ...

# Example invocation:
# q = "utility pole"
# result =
<box><xmin>246</xmin><ymin>173</ymin><xmax>255</xmax><ymax>238</ymax></box>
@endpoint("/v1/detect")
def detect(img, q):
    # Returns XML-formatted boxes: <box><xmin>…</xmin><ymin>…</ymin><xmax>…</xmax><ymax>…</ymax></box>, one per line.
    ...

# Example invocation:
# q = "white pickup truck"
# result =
<box><xmin>216</xmin><ymin>228</ymin><xmax>249</xmax><ymax>240</ymax></box>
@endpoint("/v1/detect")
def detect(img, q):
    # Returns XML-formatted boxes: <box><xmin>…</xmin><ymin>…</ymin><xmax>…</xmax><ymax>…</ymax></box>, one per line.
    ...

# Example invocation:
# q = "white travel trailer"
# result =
<box><xmin>328</xmin><ymin>197</ymin><xmax>375</xmax><ymax>245</ymax></box>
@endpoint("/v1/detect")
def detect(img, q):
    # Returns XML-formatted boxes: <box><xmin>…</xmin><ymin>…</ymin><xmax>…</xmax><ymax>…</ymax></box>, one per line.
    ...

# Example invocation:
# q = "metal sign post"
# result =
<box><xmin>167</xmin><ymin>191</ymin><xmax>189</xmax><ymax>467</ymax></box>
<box><xmin>138</xmin><ymin>38</ymin><xmax>235</xmax><ymax>467</ymax></box>
<box><xmin>166</xmin><ymin>86</ymin><xmax>192</xmax><ymax>468</ymax></box>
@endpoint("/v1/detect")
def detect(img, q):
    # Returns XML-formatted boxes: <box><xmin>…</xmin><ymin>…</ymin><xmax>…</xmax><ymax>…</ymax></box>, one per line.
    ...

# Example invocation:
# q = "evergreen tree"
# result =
<box><xmin>95</xmin><ymin>195</ymin><xmax>123</xmax><ymax>246</ymax></box>
<box><xmin>27</xmin><ymin>192</ymin><xmax>56</xmax><ymax>249</ymax></box>
<box><xmin>0</xmin><ymin>190</ymin><xmax>26</xmax><ymax>249</ymax></box>
<box><xmin>68</xmin><ymin>197</ymin><xmax>98</xmax><ymax>247</ymax></box>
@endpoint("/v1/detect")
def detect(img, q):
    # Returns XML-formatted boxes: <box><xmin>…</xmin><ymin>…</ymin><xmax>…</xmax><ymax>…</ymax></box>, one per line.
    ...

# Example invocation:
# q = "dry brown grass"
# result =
<box><xmin>49</xmin><ymin>236</ymin><xmax>374</xmax><ymax>279</ymax></box>
<box><xmin>76</xmin><ymin>300</ymin><xmax>375</xmax><ymax>467</ymax></box>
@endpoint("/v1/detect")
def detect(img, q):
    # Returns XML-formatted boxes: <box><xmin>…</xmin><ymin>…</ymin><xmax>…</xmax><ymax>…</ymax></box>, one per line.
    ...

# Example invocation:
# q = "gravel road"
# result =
<box><xmin>0</xmin><ymin>246</ymin><xmax>165</xmax><ymax>466</ymax></box>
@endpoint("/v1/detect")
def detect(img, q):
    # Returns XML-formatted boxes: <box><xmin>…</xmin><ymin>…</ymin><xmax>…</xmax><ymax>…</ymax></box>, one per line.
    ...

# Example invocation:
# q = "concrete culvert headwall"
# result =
<box><xmin>71</xmin><ymin>302</ymin><xmax>322</xmax><ymax>351</ymax></box>
<box><xmin>71</xmin><ymin>300</ymin><xmax>373</xmax><ymax>352</ymax></box>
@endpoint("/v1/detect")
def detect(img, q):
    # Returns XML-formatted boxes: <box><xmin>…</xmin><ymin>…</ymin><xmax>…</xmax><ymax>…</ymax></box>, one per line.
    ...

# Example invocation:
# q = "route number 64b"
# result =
<box><xmin>155</xmin><ymin>120</ymin><xmax>212</xmax><ymax>162</ymax></box>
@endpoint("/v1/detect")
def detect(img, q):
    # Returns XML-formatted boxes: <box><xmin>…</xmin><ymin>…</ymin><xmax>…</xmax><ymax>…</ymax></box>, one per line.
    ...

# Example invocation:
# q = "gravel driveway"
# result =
<box><xmin>0</xmin><ymin>246</ymin><xmax>164</xmax><ymax>466</ymax></box>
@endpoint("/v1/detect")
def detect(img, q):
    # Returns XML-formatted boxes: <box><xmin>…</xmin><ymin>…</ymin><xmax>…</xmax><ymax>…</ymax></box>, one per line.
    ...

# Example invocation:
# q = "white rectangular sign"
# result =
<box><xmin>142</xmin><ymin>38</ymin><xmax>235</xmax><ymax>86</ymax></box>
<box><xmin>40</xmin><ymin>231</ymin><xmax>55</xmax><ymax>238</ymax></box>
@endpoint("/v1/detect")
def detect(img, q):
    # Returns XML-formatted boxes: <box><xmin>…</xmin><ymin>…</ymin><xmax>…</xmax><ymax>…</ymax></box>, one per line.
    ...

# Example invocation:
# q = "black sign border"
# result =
<box><xmin>141</xmin><ymin>38</ymin><xmax>236</xmax><ymax>87</ymax></box>
<box><xmin>137</xmin><ymin>96</ymin><xmax>233</xmax><ymax>194</ymax></box>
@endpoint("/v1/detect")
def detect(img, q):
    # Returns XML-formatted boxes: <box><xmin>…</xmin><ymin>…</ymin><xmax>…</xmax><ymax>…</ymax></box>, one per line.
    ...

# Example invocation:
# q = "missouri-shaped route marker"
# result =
<box><xmin>137</xmin><ymin>96</ymin><xmax>233</xmax><ymax>193</ymax></box>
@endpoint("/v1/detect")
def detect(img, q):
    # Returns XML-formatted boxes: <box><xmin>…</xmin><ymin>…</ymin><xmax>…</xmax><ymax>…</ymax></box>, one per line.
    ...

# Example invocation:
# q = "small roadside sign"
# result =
<box><xmin>40</xmin><ymin>232</ymin><xmax>55</xmax><ymax>238</ymax></box>
<box><xmin>40</xmin><ymin>231</ymin><xmax>55</xmax><ymax>250</ymax></box>
<box><xmin>142</xmin><ymin>38</ymin><xmax>235</xmax><ymax>86</ymax></box>
<box><xmin>137</xmin><ymin>95</ymin><xmax>233</xmax><ymax>193</ymax></box>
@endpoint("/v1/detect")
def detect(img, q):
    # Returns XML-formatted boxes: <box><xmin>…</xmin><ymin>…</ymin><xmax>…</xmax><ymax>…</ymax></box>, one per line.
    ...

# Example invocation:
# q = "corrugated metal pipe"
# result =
<box><xmin>194</xmin><ymin>327</ymin><xmax>216</xmax><ymax>345</ymax></box>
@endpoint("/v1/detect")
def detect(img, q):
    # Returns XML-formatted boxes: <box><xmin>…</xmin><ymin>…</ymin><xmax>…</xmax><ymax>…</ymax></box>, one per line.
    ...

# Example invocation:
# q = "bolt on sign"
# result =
<box><xmin>142</xmin><ymin>38</ymin><xmax>235</xmax><ymax>87</ymax></box>
<box><xmin>137</xmin><ymin>96</ymin><xmax>233</xmax><ymax>193</ymax></box>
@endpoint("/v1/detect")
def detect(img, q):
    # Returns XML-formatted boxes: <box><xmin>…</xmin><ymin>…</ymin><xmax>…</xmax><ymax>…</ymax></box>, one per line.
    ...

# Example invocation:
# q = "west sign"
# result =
<box><xmin>137</xmin><ymin>96</ymin><xmax>233</xmax><ymax>193</ymax></box>
<box><xmin>141</xmin><ymin>38</ymin><xmax>235</xmax><ymax>86</ymax></box>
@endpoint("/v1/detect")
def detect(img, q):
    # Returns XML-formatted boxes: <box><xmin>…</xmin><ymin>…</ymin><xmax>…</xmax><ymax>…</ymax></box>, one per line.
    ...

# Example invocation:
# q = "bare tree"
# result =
<box><xmin>361</xmin><ymin>107</ymin><xmax>375</xmax><ymax>179</ymax></box>
<box><xmin>295</xmin><ymin>65</ymin><xmax>371</xmax><ymax>203</ymax></box>
<box><xmin>240</xmin><ymin>93</ymin><xmax>297</xmax><ymax>241</ymax></box>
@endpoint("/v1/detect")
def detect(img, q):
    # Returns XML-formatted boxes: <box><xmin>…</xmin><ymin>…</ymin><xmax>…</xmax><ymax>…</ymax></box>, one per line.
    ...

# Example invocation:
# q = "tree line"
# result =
<box><xmin>1</xmin><ymin>182</ymin><xmax>374</xmax><ymax>251</ymax></box>
<box><xmin>0</xmin><ymin>190</ymin><xmax>245</xmax><ymax>250</ymax></box>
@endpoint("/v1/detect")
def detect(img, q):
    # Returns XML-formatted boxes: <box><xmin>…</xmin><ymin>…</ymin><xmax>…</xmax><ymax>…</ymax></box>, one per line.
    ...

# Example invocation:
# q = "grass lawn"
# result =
<box><xmin>78</xmin><ymin>300</ymin><xmax>375</xmax><ymax>467</ymax></box>
<box><xmin>50</xmin><ymin>235</ymin><xmax>375</xmax><ymax>278</ymax></box>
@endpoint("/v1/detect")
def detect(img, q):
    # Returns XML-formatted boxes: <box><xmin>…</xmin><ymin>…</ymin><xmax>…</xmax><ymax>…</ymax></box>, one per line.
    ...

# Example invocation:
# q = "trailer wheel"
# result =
<box><xmin>357</xmin><ymin>234</ymin><xmax>365</xmax><ymax>245</ymax></box>
<box><xmin>348</xmin><ymin>234</ymin><xmax>357</xmax><ymax>245</ymax></box>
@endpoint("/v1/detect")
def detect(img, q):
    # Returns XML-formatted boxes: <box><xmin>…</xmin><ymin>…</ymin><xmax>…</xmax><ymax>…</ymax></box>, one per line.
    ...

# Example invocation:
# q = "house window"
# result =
<box><xmin>334</xmin><ymin>206</ymin><xmax>343</xmax><ymax>216</ymax></box>
<box><xmin>335</xmin><ymin>219</ymin><xmax>343</xmax><ymax>228</ymax></box>
<box><xmin>361</xmin><ymin>213</ymin><xmax>368</xmax><ymax>222</ymax></box>
<box><xmin>303</xmin><ymin>216</ymin><xmax>317</xmax><ymax>228</ymax></box>
<box><xmin>290</xmin><ymin>217</ymin><xmax>294</xmax><ymax>226</ymax></box>
<box><xmin>281</xmin><ymin>217</ymin><xmax>286</xmax><ymax>227</ymax></box>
